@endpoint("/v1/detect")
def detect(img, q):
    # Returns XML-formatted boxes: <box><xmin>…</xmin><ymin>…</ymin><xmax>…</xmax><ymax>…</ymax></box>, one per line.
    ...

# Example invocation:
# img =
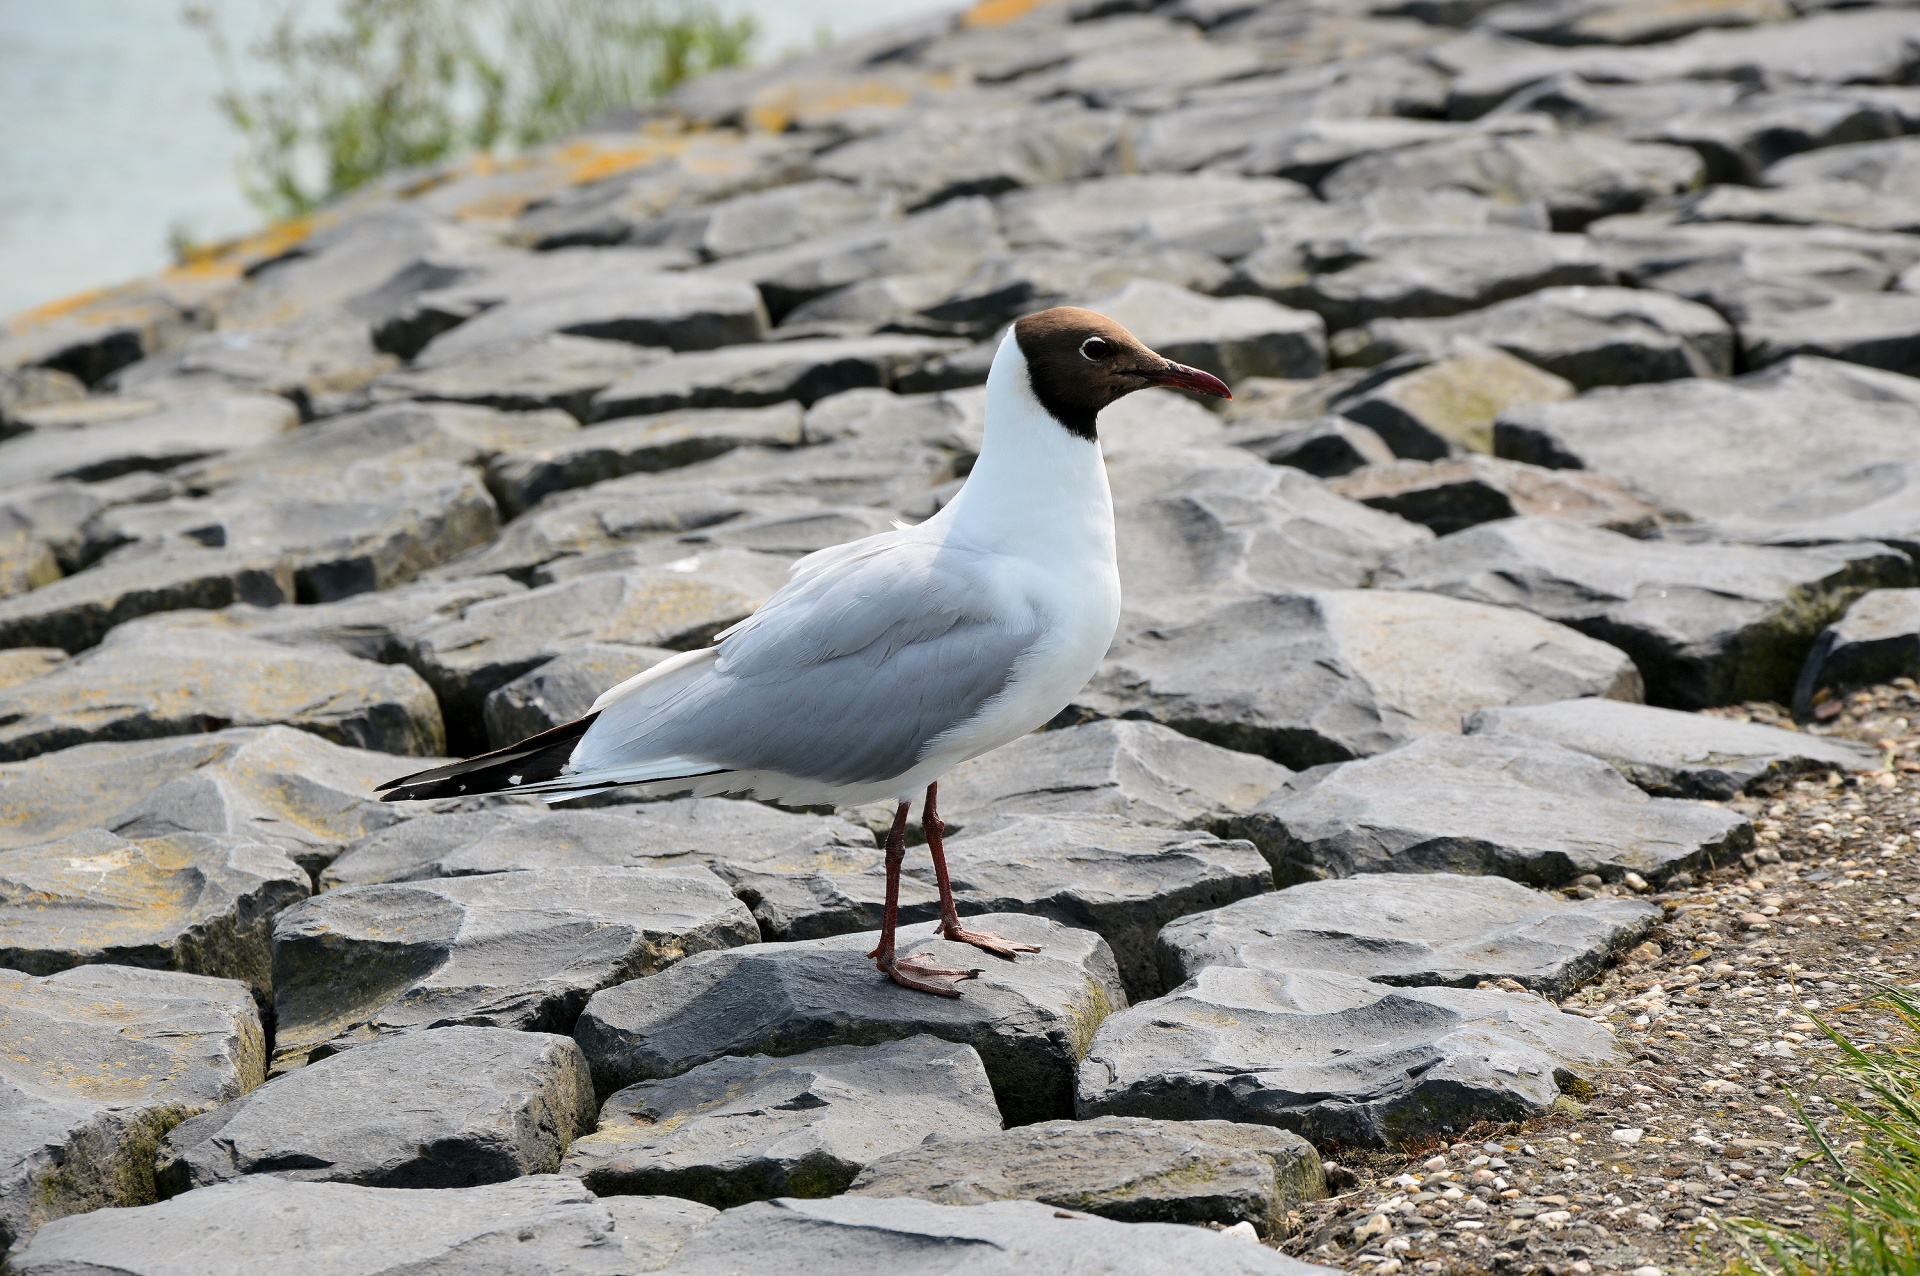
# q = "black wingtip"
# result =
<box><xmin>378</xmin><ymin>713</ymin><xmax>599</xmax><ymax>802</ymax></box>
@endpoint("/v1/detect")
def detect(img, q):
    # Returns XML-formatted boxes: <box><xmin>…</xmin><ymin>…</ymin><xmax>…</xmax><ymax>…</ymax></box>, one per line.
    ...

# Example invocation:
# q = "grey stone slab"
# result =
<box><xmin>1229</xmin><ymin>415</ymin><xmax>1396</xmax><ymax>476</ymax></box>
<box><xmin>574</xmin><ymin>913</ymin><xmax>1126</xmax><ymax>1124</ymax></box>
<box><xmin>1072</xmin><ymin>588</ymin><xmax>1642</xmax><ymax>769</ymax></box>
<box><xmin>1328</xmin><ymin>456</ymin><xmax>1669</xmax><ymax>537</ymax></box>
<box><xmin>0</xmin><ymin>830</ymin><xmax>309</xmax><ymax>997</ymax></box>
<box><xmin>1797</xmin><ymin>587</ymin><xmax>1920</xmax><ymax>711</ymax></box>
<box><xmin>488</xmin><ymin>403</ymin><xmax>804</xmax><ymax>516</ymax></box>
<box><xmin>1377</xmin><ymin>515</ymin><xmax>1914</xmax><ymax>707</ymax></box>
<box><xmin>1230</xmin><ymin>229</ymin><xmax>1613</xmax><ymax>331</ymax></box>
<box><xmin>0</xmin><ymin>966</ymin><xmax>263</xmax><ymax>1255</ymax></box>
<box><xmin>1678</xmin><ymin>179</ymin><xmax>1920</xmax><ymax>235</ymax></box>
<box><xmin>109</xmin><ymin>309</ymin><xmax>397</xmax><ymax>417</ymax></box>
<box><xmin>995</xmin><ymin>173</ymin><xmax>1310</xmax><ymax>253</ymax></box>
<box><xmin>0</xmin><ymin>393</ymin><xmax>297</xmax><ymax>490</ymax></box>
<box><xmin>1113</xmin><ymin>460</ymin><xmax>1432</xmax><ymax>628</ymax></box>
<box><xmin>1239</xmin><ymin>732</ymin><xmax>1752</xmax><ymax>888</ymax></box>
<box><xmin>0</xmin><ymin>627</ymin><xmax>442</xmax><ymax>761</ymax></box>
<box><xmin>665</xmin><ymin>1195</ymin><xmax>1333</xmax><ymax>1275</ymax></box>
<box><xmin>484</xmin><ymin>642</ymin><xmax>674</xmax><ymax>746</ymax></box>
<box><xmin>564</xmin><ymin>1036</ymin><xmax>1002</xmax><ymax>1206</ymax></box>
<box><xmin>1467</xmin><ymin>696</ymin><xmax>1883</xmax><ymax>796</ymax></box>
<box><xmin>917</xmin><ymin>246</ymin><xmax>1231</xmax><ymax>339</ymax></box>
<box><xmin>0</xmin><ymin>726</ymin><xmax>421</xmax><ymax>876</ymax></box>
<box><xmin>1158</xmin><ymin>872</ymin><xmax>1659</xmax><ymax>998</ymax></box>
<box><xmin>939</xmin><ymin>719</ymin><xmax>1292</xmax><ymax>832</ymax></box>
<box><xmin>1333</xmin><ymin>343</ymin><xmax>1576</xmax><ymax>458</ymax></box>
<box><xmin>1739</xmin><ymin>290</ymin><xmax>1920</xmax><ymax>378</ymax></box>
<box><xmin>370</xmin><ymin>334</ymin><xmax>664</xmax><ymax>422</ymax></box>
<box><xmin>0</xmin><ymin>367</ymin><xmax>85</xmax><ymax>434</ymax></box>
<box><xmin>1341</xmin><ymin>285</ymin><xmax>1734</xmax><ymax>387</ymax></box>
<box><xmin>694</xmin><ymin>180</ymin><xmax>902</xmax><ymax>261</ymax></box>
<box><xmin>1481</xmin><ymin>0</ymin><xmax>1793</xmax><ymax>47</ymax></box>
<box><xmin>849</xmin><ymin>1116</ymin><xmax>1322</xmax><ymax>1236</ymax></box>
<box><xmin>0</xmin><ymin>472</ymin><xmax>177</xmax><ymax>577</ymax></box>
<box><xmin>1077</xmin><ymin>966</ymin><xmax>1616</xmax><ymax>1147</ymax></box>
<box><xmin>271</xmin><ymin>864</ymin><xmax>758</xmax><ymax>1069</ymax></box>
<box><xmin>1492</xmin><ymin>357</ymin><xmax>1920</xmax><ymax>522</ymax></box>
<box><xmin>156</xmin><ymin>1026</ymin><xmax>594</xmax><ymax>1192</ymax></box>
<box><xmin>1676</xmin><ymin>460</ymin><xmax>1920</xmax><ymax>567</ymax></box>
<box><xmin>220</xmin><ymin>206</ymin><xmax>456</xmax><ymax>332</ymax></box>
<box><xmin>1763</xmin><ymin>132</ymin><xmax>1920</xmax><ymax>199</ymax></box>
<box><xmin>589</xmin><ymin>335</ymin><xmax>965</xmax><ymax>420</ymax></box>
<box><xmin>1653</xmin><ymin>87</ymin><xmax>1920</xmax><ymax>186</ymax></box>
<box><xmin>10</xmin><ymin>1174</ymin><xmax>714</xmax><ymax>1275</ymax></box>
<box><xmin>1082</xmin><ymin>281</ymin><xmax>1326</xmax><ymax>385</ymax></box>
<box><xmin>1320</xmin><ymin>129</ymin><xmax>1702</xmax><ymax>231</ymax></box>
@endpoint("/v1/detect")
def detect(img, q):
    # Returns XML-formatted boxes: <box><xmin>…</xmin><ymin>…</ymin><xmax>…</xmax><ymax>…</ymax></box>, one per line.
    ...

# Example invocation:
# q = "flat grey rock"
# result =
<box><xmin>1678</xmin><ymin>459</ymin><xmax>1920</xmax><ymax>566</ymax></box>
<box><xmin>0</xmin><ymin>628</ymin><xmax>443</xmax><ymax>761</ymax></box>
<box><xmin>1797</xmin><ymin>587</ymin><xmax>1920</xmax><ymax>712</ymax></box>
<box><xmin>1329</xmin><ymin>455</ymin><xmax>1668</xmax><ymax>537</ymax></box>
<box><xmin>272</xmin><ymin>864</ymin><xmax>758</xmax><ymax>1069</ymax></box>
<box><xmin>939</xmin><ymin>719</ymin><xmax>1292</xmax><ymax>832</ymax></box>
<box><xmin>0</xmin><ymin>544</ymin><xmax>294</xmax><ymax>653</ymax></box>
<box><xmin>1158</xmin><ymin>872</ymin><xmax>1659</xmax><ymax>998</ymax></box>
<box><xmin>483</xmin><ymin>642</ymin><xmax>674</xmax><ymax>746</ymax></box>
<box><xmin>1082</xmin><ymin>280</ymin><xmax>1326</xmax><ymax>384</ymax></box>
<box><xmin>996</xmin><ymin>173</ymin><xmax>1309</xmax><ymax>254</ymax></box>
<box><xmin>0</xmin><ymin>965</ymin><xmax>263</xmax><ymax>1254</ymax></box>
<box><xmin>921</xmin><ymin>246</ymin><xmax>1232</xmax><ymax>338</ymax></box>
<box><xmin>564</xmin><ymin>1036</ymin><xmax>1001</xmax><ymax>1206</ymax></box>
<box><xmin>1738</xmin><ymin>290</ymin><xmax>1920</xmax><ymax>378</ymax></box>
<box><xmin>574</xmin><ymin>913</ymin><xmax>1126</xmax><ymax>1124</ymax></box>
<box><xmin>590</xmin><ymin>336</ymin><xmax>964</xmax><ymax>420</ymax></box>
<box><xmin>1465</xmin><ymin>696</ymin><xmax>1883</xmax><ymax>797</ymax></box>
<box><xmin>848</xmin><ymin>1116</ymin><xmax>1323</xmax><ymax>1236</ymax></box>
<box><xmin>1493</xmin><ymin>355</ymin><xmax>1920</xmax><ymax>521</ymax></box>
<box><xmin>488</xmin><ymin>403</ymin><xmax>803</xmax><ymax>516</ymax></box>
<box><xmin>1236</xmin><ymin>732</ymin><xmax>1751</xmax><ymax>888</ymax></box>
<box><xmin>10</xmin><ymin>1175</ymin><xmax>714</xmax><ymax>1275</ymax></box>
<box><xmin>0</xmin><ymin>829</ymin><xmax>309</xmax><ymax>997</ymax></box>
<box><xmin>1344</xmin><ymin>285</ymin><xmax>1733</xmax><ymax>387</ymax></box>
<box><xmin>1230</xmin><ymin>415</ymin><xmax>1396</xmax><ymax>476</ymax></box>
<box><xmin>1376</xmin><ymin>515</ymin><xmax>1913</xmax><ymax>707</ymax></box>
<box><xmin>0</xmin><ymin>726</ymin><xmax>420</xmax><ymax>877</ymax></box>
<box><xmin>1332</xmin><ymin>343</ymin><xmax>1575</xmax><ymax>458</ymax></box>
<box><xmin>1654</xmin><ymin>86</ymin><xmax>1920</xmax><ymax>186</ymax></box>
<box><xmin>156</xmin><ymin>1026</ymin><xmax>594</xmax><ymax>1192</ymax></box>
<box><xmin>1072</xmin><ymin>588</ymin><xmax>1643</xmax><ymax>769</ymax></box>
<box><xmin>1077</xmin><ymin>966</ymin><xmax>1619</xmax><ymax>1147</ymax></box>
<box><xmin>371</xmin><ymin>333</ymin><xmax>662</xmax><ymax>422</ymax></box>
<box><xmin>0</xmin><ymin>393</ymin><xmax>297</xmax><ymax>490</ymax></box>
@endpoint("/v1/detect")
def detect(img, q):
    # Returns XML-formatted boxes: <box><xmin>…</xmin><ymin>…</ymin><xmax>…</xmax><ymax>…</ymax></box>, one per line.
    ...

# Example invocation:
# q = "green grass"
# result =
<box><xmin>1731</xmin><ymin>986</ymin><xmax>1920</xmax><ymax>1276</ymax></box>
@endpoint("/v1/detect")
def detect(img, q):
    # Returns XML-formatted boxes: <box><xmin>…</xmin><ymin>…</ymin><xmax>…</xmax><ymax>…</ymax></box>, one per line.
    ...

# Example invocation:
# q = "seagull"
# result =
<box><xmin>379</xmin><ymin>307</ymin><xmax>1230</xmax><ymax>995</ymax></box>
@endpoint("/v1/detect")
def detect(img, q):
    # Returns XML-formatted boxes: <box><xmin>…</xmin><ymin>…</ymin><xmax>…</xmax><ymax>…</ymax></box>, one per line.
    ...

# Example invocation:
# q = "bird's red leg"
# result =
<box><xmin>924</xmin><ymin>781</ymin><xmax>1041</xmax><ymax>959</ymax></box>
<box><xmin>868</xmin><ymin>797</ymin><xmax>979</xmax><ymax>996</ymax></box>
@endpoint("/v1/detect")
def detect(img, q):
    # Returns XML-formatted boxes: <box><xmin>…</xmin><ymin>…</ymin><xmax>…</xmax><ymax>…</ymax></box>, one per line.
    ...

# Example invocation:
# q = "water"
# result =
<box><xmin>0</xmin><ymin>0</ymin><xmax>958</xmax><ymax>318</ymax></box>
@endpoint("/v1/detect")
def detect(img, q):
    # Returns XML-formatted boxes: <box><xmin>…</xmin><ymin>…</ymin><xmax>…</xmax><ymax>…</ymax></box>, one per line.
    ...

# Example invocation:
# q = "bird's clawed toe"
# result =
<box><xmin>940</xmin><ymin>924</ymin><xmax>1042</xmax><ymax>960</ymax></box>
<box><xmin>877</xmin><ymin>952</ymin><xmax>982</xmax><ymax>997</ymax></box>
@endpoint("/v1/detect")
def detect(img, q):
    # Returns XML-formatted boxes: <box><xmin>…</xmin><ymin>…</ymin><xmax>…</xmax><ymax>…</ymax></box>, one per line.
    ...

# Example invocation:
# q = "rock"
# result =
<box><xmin>1678</xmin><ymin>178</ymin><xmax>1920</xmax><ymax>236</ymax></box>
<box><xmin>1376</xmin><ymin>516</ymin><xmax>1914</xmax><ymax>707</ymax></box>
<box><xmin>0</xmin><ymin>966</ymin><xmax>263</xmax><ymax>1254</ymax></box>
<box><xmin>1339</xmin><ymin>285</ymin><xmax>1734</xmax><ymax>387</ymax></box>
<box><xmin>0</xmin><ymin>544</ymin><xmax>293</xmax><ymax>653</ymax></box>
<box><xmin>589</xmin><ymin>335</ymin><xmax>965</xmax><ymax>420</ymax></box>
<box><xmin>664</xmin><ymin>1195</ymin><xmax>1333</xmax><ymax>1274</ymax></box>
<box><xmin>1465</xmin><ymin>696</ymin><xmax>1883</xmax><ymax>798</ymax></box>
<box><xmin>110</xmin><ymin>309</ymin><xmax>396</xmax><ymax>416</ymax></box>
<box><xmin>1329</xmin><ymin>455</ymin><xmax>1668</xmax><ymax>536</ymax></box>
<box><xmin>939</xmin><ymin>719</ymin><xmax>1291</xmax><ymax>832</ymax></box>
<box><xmin>1229</xmin><ymin>415</ymin><xmax>1396</xmax><ymax>476</ymax></box>
<box><xmin>0</xmin><ymin>367</ymin><xmax>85</xmax><ymax>434</ymax></box>
<box><xmin>488</xmin><ymin>403</ymin><xmax>803</xmax><ymax>516</ymax></box>
<box><xmin>156</xmin><ymin>1026</ymin><xmax>594</xmax><ymax>1192</ymax></box>
<box><xmin>1334</xmin><ymin>343</ymin><xmax>1576</xmax><ymax>457</ymax></box>
<box><xmin>1230</xmin><ymin>229</ymin><xmax>1613</xmax><ymax>331</ymax></box>
<box><xmin>0</xmin><ymin>726</ymin><xmax>417</xmax><ymax>877</ymax></box>
<box><xmin>849</xmin><ymin>1115</ymin><xmax>1323</xmax><ymax>1236</ymax></box>
<box><xmin>0</xmin><ymin>472</ymin><xmax>184</xmax><ymax>577</ymax></box>
<box><xmin>1235</xmin><ymin>732</ymin><xmax>1752</xmax><ymax>888</ymax></box>
<box><xmin>1679</xmin><ymin>459</ymin><xmax>1920</xmax><ymax>566</ymax></box>
<box><xmin>563</xmin><ymin>1036</ymin><xmax>1002</xmax><ymax>1206</ymax></box>
<box><xmin>1482</xmin><ymin>0</ymin><xmax>1794</xmax><ymax>46</ymax></box>
<box><xmin>687</xmin><ymin>180</ymin><xmax>902</xmax><ymax>261</ymax></box>
<box><xmin>0</xmin><ymin>628</ymin><xmax>443</xmax><ymax>761</ymax></box>
<box><xmin>920</xmin><ymin>247</ymin><xmax>1232</xmax><ymax>339</ymax></box>
<box><xmin>9</xmin><ymin>1175</ymin><xmax>714</xmax><ymax>1275</ymax></box>
<box><xmin>0</xmin><ymin>393</ymin><xmax>297</xmax><ymax>490</ymax></box>
<box><xmin>1653</xmin><ymin>86</ymin><xmax>1920</xmax><ymax>186</ymax></box>
<box><xmin>398</xmin><ymin>549</ymin><xmax>792</xmax><ymax>747</ymax></box>
<box><xmin>1071</xmin><ymin>588</ymin><xmax>1642</xmax><ymax>769</ymax></box>
<box><xmin>370</xmin><ymin>334</ymin><xmax>663</xmax><ymax>422</ymax></box>
<box><xmin>1796</xmin><ymin>588</ymin><xmax>1920</xmax><ymax>712</ymax></box>
<box><xmin>1112</xmin><ymin>461</ymin><xmax>1433</xmax><ymax>627</ymax></box>
<box><xmin>1077</xmin><ymin>966</ymin><xmax>1618</xmax><ymax>1147</ymax></box>
<box><xmin>1494</xmin><ymin>357</ymin><xmax>1920</xmax><ymax>521</ymax></box>
<box><xmin>219</xmin><ymin>206</ymin><xmax>456</xmax><ymax>332</ymax></box>
<box><xmin>1320</xmin><ymin>130</ymin><xmax>1703</xmax><ymax>231</ymax></box>
<box><xmin>321</xmin><ymin>798</ymin><xmax>874</xmax><ymax>889</ymax></box>
<box><xmin>1737</xmin><ymin>290</ymin><xmax>1920</xmax><ymax>378</ymax></box>
<box><xmin>1158</xmin><ymin>873</ymin><xmax>1659</xmax><ymax>998</ymax></box>
<box><xmin>1081</xmin><ymin>281</ymin><xmax>1327</xmax><ymax>384</ymax></box>
<box><xmin>574</xmin><ymin>913</ymin><xmax>1126</xmax><ymax>1123</ymax></box>
<box><xmin>996</xmin><ymin>173</ymin><xmax>1310</xmax><ymax>253</ymax></box>
<box><xmin>271</xmin><ymin>864</ymin><xmax>758</xmax><ymax>1069</ymax></box>
<box><xmin>0</xmin><ymin>828</ymin><xmax>309</xmax><ymax>995</ymax></box>
<box><xmin>0</xmin><ymin>649</ymin><xmax>64</xmax><ymax>690</ymax></box>
<box><xmin>484</xmin><ymin>643</ymin><xmax>674</xmax><ymax>746</ymax></box>
<box><xmin>0</xmin><ymin>523</ymin><xmax>59</xmax><ymax>599</ymax></box>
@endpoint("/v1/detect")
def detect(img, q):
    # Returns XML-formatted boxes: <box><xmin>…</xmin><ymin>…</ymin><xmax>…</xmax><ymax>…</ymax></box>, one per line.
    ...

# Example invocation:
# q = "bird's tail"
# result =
<box><xmin>377</xmin><ymin>714</ymin><xmax>603</xmax><ymax>802</ymax></box>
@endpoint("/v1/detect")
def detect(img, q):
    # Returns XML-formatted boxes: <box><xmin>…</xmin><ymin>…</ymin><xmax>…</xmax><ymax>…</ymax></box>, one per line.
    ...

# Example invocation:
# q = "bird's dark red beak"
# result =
<box><xmin>1140</xmin><ymin>360</ymin><xmax>1232</xmax><ymax>399</ymax></box>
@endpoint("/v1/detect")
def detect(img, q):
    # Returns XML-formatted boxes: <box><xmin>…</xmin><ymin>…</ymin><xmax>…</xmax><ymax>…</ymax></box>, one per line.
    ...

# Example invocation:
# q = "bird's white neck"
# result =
<box><xmin>937</xmin><ymin>332</ymin><xmax>1116</xmax><ymax>562</ymax></box>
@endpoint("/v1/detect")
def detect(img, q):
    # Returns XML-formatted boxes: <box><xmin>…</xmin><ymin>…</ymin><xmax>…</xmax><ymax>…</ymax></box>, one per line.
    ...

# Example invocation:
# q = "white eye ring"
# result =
<box><xmin>1080</xmin><ymin>336</ymin><xmax>1112</xmax><ymax>361</ymax></box>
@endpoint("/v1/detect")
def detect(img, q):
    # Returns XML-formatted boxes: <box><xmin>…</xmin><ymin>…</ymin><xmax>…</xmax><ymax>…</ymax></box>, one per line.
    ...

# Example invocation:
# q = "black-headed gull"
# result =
<box><xmin>382</xmin><ymin>307</ymin><xmax>1230</xmax><ymax>995</ymax></box>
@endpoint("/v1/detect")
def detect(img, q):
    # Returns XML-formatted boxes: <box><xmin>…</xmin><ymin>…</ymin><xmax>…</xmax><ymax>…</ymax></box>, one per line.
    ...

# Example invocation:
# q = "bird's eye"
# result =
<box><xmin>1079</xmin><ymin>336</ymin><xmax>1112</xmax><ymax>361</ymax></box>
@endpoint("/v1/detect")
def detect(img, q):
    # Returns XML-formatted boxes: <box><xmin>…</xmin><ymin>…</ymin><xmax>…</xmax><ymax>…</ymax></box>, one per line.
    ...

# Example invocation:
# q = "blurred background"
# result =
<box><xmin>0</xmin><ymin>0</ymin><xmax>957</xmax><ymax>316</ymax></box>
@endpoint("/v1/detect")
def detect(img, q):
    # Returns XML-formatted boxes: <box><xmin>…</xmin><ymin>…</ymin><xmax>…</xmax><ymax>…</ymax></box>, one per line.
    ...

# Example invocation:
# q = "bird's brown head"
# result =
<box><xmin>1012</xmin><ymin>305</ymin><xmax>1232</xmax><ymax>441</ymax></box>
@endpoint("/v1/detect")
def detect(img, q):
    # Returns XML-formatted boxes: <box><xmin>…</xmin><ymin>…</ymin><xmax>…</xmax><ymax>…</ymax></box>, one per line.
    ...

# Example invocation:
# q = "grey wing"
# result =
<box><xmin>570</xmin><ymin>534</ymin><xmax>1043</xmax><ymax>788</ymax></box>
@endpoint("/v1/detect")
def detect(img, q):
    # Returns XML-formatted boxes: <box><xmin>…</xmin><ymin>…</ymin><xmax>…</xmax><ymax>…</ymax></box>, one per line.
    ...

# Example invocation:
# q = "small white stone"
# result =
<box><xmin>1612</xmin><ymin>1128</ymin><xmax>1645</xmax><ymax>1144</ymax></box>
<box><xmin>1221</xmin><ymin>1221</ymin><xmax>1259</xmax><ymax>1242</ymax></box>
<box><xmin>1631</xmin><ymin>1267</ymin><xmax>1663</xmax><ymax>1276</ymax></box>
